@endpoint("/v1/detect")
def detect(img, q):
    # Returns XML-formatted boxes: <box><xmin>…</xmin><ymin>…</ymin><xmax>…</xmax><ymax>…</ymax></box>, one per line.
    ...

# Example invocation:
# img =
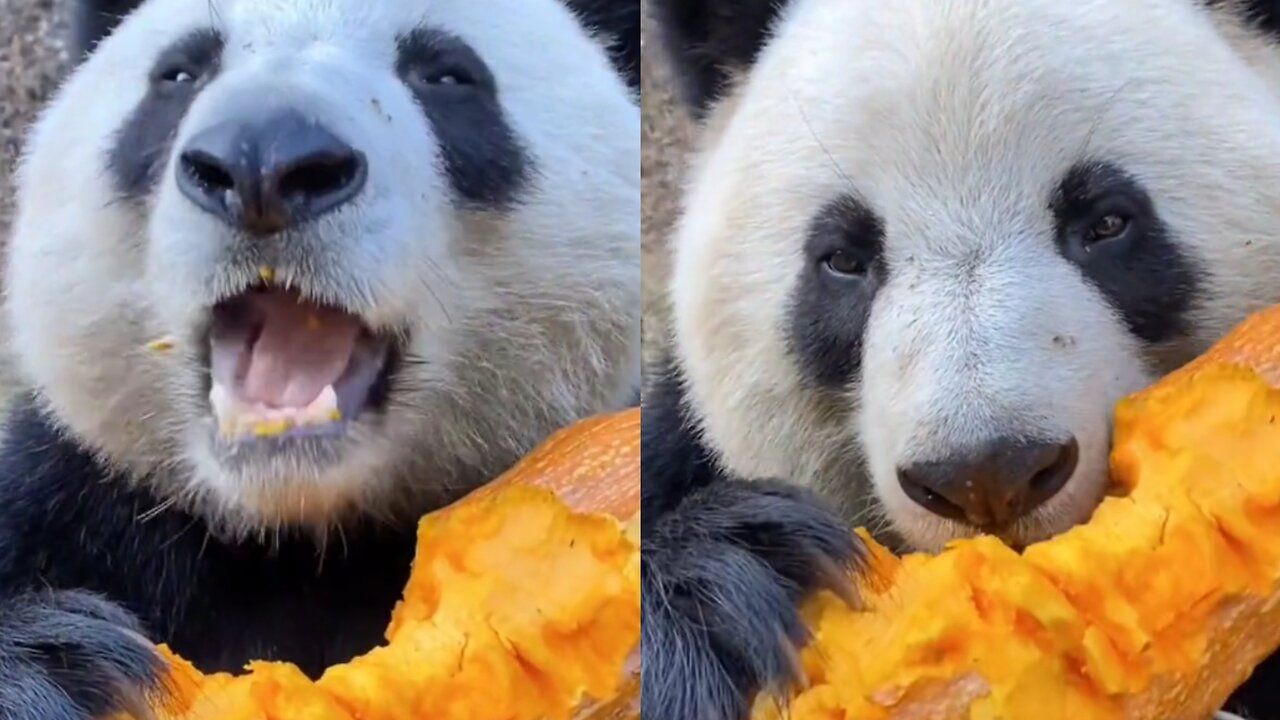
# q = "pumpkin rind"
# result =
<box><xmin>469</xmin><ymin>407</ymin><xmax>641</xmax><ymax>519</ymax></box>
<box><xmin>750</xmin><ymin>307</ymin><xmax>1280</xmax><ymax>720</ymax></box>
<box><xmin>118</xmin><ymin>408</ymin><xmax>641</xmax><ymax>720</ymax></box>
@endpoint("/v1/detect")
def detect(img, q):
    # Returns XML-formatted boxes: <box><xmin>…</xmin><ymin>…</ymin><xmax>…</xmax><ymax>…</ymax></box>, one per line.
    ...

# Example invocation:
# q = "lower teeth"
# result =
<box><xmin>211</xmin><ymin>384</ymin><xmax>343</xmax><ymax>439</ymax></box>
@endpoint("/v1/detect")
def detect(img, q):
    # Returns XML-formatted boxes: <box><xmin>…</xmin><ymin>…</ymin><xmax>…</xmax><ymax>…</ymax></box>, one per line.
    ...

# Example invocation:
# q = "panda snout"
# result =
<box><xmin>177</xmin><ymin>108</ymin><xmax>368</xmax><ymax>236</ymax></box>
<box><xmin>896</xmin><ymin>435</ymin><xmax>1079</xmax><ymax>529</ymax></box>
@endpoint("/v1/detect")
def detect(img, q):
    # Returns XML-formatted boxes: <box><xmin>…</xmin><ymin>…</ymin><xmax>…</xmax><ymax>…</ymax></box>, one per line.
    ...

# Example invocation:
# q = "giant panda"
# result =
<box><xmin>640</xmin><ymin>0</ymin><xmax>1280</xmax><ymax>718</ymax></box>
<box><xmin>0</xmin><ymin>0</ymin><xmax>640</xmax><ymax>718</ymax></box>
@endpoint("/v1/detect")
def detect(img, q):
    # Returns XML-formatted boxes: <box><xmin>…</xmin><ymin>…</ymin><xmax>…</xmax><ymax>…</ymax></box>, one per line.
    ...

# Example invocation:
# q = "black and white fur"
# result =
<box><xmin>642</xmin><ymin>1</ymin><xmax>1280</xmax><ymax>718</ymax></box>
<box><xmin>0</xmin><ymin>1</ymin><xmax>639</xmax><ymax>718</ymax></box>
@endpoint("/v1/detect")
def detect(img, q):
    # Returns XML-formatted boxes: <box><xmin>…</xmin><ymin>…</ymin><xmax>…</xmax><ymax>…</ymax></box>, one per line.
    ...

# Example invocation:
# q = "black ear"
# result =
<box><xmin>647</xmin><ymin>0</ymin><xmax>787</xmax><ymax>117</ymax></box>
<box><xmin>1206</xmin><ymin>0</ymin><xmax>1280</xmax><ymax>37</ymax></box>
<box><xmin>563</xmin><ymin>0</ymin><xmax>641</xmax><ymax>92</ymax></box>
<box><xmin>70</xmin><ymin>0</ymin><xmax>145</xmax><ymax>60</ymax></box>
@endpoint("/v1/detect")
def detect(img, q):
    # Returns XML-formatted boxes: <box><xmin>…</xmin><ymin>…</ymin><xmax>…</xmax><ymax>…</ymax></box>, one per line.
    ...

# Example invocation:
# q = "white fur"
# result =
<box><xmin>670</xmin><ymin>0</ymin><xmax>1280</xmax><ymax>551</ymax></box>
<box><xmin>5</xmin><ymin>0</ymin><xmax>640</xmax><ymax>535</ymax></box>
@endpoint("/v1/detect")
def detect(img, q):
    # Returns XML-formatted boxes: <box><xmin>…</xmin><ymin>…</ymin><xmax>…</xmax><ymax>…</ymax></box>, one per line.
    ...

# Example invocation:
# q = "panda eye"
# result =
<box><xmin>1085</xmin><ymin>212</ymin><xmax>1131</xmax><ymax>246</ymax></box>
<box><xmin>823</xmin><ymin>250</ymin><xmax>867</xmax><ymax>277</ymax></box>
<box><xmin>398</xmin><ymin>32</ymin><xmax>495</xmax><ymax>97</ymax></box>
<box><xmin>415</xmin><ymin>67</ymin><xmax>477</xmax><ymax>88</ymax></box>
<box><xmin>158</xmin><ymin>66</ymin><xmax>198</xmax><ymax>85</ymax></box>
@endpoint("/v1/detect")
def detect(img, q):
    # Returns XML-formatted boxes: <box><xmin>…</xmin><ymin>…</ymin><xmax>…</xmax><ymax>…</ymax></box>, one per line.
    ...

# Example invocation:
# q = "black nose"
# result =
<box><xmin>897</xmin><ymin>436</ymin><xmax>1079</xmax><ymax>529</ymax></box>
<box><xmin>177</xmin><ymin>109</ymin><xmax>367</xmax><ymax>235</ymax></box>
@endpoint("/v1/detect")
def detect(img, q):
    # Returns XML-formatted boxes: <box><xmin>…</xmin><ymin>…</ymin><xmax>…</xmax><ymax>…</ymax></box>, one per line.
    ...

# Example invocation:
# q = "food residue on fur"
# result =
<box><xmin>146</xmin><ymin>337</ymin><xmax>176</xmax><ymax>353</ymax></box>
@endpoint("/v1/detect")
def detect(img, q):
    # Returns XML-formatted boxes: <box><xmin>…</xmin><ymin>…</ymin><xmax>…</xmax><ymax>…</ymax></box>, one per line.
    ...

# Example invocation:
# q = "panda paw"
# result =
<box><xmin>640</xmin><ymin>479</ymin><xmax>866</xmax><ymax>720</ymax></box>
<box><xmin>0</xmin><ymin>589</ymin><xmax>164</xmax><ymax>720</ymax></box>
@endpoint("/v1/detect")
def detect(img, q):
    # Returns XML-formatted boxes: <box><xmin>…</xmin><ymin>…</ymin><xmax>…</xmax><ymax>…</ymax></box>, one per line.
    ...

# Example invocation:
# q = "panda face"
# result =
<box><xmin>672</xmin><ymin>0</ymin><xmax>1280</xmax><ymax>551</ymax></box>
<box><xmin>6</xmin><ymin>0</ymin><xmax>640</xmax><ymax>533</ymax></box>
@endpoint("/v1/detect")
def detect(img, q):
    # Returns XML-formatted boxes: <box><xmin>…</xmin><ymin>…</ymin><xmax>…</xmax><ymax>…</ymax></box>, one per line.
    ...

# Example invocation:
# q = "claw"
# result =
<box><xmin>776</xmin><ymin>625</ymin><xmax>807</xmax><ymax>689</ymax></box>
<box><xmin>812</xmin><ymin>550</ymin><xmax>862</xmax><ymax>610</ymax></box>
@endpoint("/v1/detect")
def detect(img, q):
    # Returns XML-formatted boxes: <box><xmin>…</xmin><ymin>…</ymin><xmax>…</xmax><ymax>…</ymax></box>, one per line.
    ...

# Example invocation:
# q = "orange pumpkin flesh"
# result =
<box><xmin>120</xmin><ymin>408</ymin><xmax>640</xmax><ymax>720</ymax></box>
<box><xmin>750</xmin><ymin>307</ymin><xmax>1280</xmax><ymax>720</ymax></box>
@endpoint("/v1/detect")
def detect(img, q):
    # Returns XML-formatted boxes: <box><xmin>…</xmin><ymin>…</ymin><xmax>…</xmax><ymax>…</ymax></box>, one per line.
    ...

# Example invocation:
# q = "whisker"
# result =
<box><xmin>786</xmin><ymin>87</ymin><xmax>859</xmax><ymax>194</ymax></box>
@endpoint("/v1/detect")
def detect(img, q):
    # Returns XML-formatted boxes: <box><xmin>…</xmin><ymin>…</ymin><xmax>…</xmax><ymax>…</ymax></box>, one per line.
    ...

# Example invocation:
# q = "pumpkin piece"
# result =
<box><xmin>1160</xmin><ymin>304</ymin><xmax>1280</xmax><ymax>389</ymax></box>
<box><xmin>750</xmin><ymin>307</ymin><xmax>1280</xmax><ymax>720</ymax></box>
<box><xmin>469</xmin><ymin>407</ymin><xmax>641</xmax><ymax>518</ymax></box>
<box><xmin>114</xmin><ymin>408</ymin><xmax>640</xmax><ymax>720</ymax></box>
<box><xmin>176</xmin><ymin>662</ymin><xmax>355</xmax><ymax>720</ymax></box>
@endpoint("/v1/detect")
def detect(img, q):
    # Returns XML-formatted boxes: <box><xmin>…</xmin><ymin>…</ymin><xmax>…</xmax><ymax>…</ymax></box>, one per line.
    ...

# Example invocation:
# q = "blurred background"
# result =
<box><xmin>1</xmin><ymin>0</ymin><xmax>73</xmax><ymax>240</ymax></box>
<box><xmin>639</xmin><ymin>0</ymin><xmax>691</xmax><ymax>366</ymax></box>
<box><xmin>0</xmin><ymin>0</ymin><xmax>74</xmax><ymax>404</ymax></box>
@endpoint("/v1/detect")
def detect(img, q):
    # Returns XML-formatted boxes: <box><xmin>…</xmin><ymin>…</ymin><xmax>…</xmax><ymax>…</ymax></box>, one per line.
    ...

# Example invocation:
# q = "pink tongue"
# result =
<box><xmin>239</xmin><ymin>293</ymin><xmax>362</xmax><ymax>409</ymax></box>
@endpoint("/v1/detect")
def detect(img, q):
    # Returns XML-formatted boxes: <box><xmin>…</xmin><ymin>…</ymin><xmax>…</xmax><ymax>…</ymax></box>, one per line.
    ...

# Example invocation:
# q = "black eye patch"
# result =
<box><xmin>1051</xmin><ymin>159</ymin><xmax>1203</xmax><ymax>345</ymax></box>
<box><xmin>109</xmin><ymin>28</ymin><xmax>224</xmax><ymax>201</ymax></box>
<box><xmin>395</xmin><ymin>27</ymin><xmax>532</xmax><ymax>210</ymax></box>
<box><xmin>787</xmin><ymin>194</ymin><xmax>887</xmax><ymax>388</ymax></box>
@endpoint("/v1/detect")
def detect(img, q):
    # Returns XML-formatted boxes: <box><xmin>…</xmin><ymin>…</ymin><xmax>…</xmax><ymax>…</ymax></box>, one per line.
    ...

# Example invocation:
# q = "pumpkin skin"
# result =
<box><xmin>120</xmin><ymin>408</ymin><xmax>640</xmax><ymax>720</ymax></box>
<box><xmin>749</xmin><ymin>307</ymin><xmax>1280</xmax><ymax>720</ymax></box>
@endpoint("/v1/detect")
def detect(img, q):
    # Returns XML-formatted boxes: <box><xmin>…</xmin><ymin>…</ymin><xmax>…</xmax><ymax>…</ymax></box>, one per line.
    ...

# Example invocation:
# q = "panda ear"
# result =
<box><xmin>1231</xmin><ymin>0</ymin><xmax>1280</xmax><ymax>37</ymax></box>
<box><xmin>71</xmin><ymin>0</ymin><xmax>145</xmax><ymax>60</ymax></box>
<box><xmin>563</xmin><ymin>0</ymin><xmax>642</xmax><ymax>92</ymax></box>
<box><xmin>648</xmin><ymin>0</ymin><xmax>788</xmax><ymax>117</ymax></box>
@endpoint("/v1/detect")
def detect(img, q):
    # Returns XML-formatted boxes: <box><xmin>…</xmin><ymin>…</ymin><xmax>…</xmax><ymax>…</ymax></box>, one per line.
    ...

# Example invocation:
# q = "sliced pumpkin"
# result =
<box><xmin>750</xmin><ymin>308</ymin><xmax>1280</xmax><ymax>720</ymax></box>
<box><xmin>118</xmin><ymin>408</ymin><xmax>640</xmax><ymax>720</ymax></box>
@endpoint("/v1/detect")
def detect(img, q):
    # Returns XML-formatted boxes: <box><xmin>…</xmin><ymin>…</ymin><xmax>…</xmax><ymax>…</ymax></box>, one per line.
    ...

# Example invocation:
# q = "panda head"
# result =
<box><xmin>656</xmin><ymin>0</ymin><xmax>1280</xmax><ymax>551</ymax></box>
<box><xmin>5</xmin><ymin>0</ymin><xmax>640</xmax><ymax>535</ymax></box>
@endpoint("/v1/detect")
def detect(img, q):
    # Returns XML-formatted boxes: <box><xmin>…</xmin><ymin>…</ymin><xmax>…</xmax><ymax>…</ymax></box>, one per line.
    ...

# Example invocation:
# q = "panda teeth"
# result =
<box><xmin>211</xmin><ymin>382</ymin><xmax>343</xmax><ymax>440</ymax></box>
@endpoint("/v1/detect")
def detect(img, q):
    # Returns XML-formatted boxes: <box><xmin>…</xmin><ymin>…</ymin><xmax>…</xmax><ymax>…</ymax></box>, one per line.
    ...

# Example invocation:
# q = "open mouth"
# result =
<box><xmin>206</xmin><ymin>287</ymin><xmax>395</xmax><ymax>442</ymax></box>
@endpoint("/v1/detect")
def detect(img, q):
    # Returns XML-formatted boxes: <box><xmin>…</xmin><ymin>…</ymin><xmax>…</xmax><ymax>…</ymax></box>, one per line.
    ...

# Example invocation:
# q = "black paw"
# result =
<box><xmin>640</xmin><ymin>479</ymin><xmax>866</xmax><ymax>720</ymax></box>
<box><xmin>0</xmin><ymin>589</ymin><xmax>164</xmax><ymax>720</ymax></box>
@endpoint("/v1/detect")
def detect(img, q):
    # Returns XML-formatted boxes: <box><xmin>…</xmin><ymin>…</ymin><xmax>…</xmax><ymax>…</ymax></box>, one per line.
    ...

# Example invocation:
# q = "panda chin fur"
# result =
<box><xmin>0</xmin><ymin>0</ymin><xmax>639</xmax><ymax>717</ymax></box>
<box><xmin>643</xmin><ymin>0</ymin><xmax>1280</xmax><ymax>718</ymax></box>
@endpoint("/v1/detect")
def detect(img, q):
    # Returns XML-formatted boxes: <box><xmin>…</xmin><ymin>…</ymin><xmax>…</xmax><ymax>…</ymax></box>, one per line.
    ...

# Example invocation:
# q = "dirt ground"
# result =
<box><xmin>0</xmin><ymin>0</ymin><xmax>72</xmax><ymax>232</ymax></box>
<box><xmin>0</xmin><ymin>0</ymin><xmax>73</xmax><ymax>398</ymax></box>
<box><xmin>0</xmin><ymin>0</ymin><xmax>689</xmax><ymax>375</ymax></box>
<box><xmin>639</xmin><ymin>0</ymin><xmax>695</xmax><ymax>361</ymax></box>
